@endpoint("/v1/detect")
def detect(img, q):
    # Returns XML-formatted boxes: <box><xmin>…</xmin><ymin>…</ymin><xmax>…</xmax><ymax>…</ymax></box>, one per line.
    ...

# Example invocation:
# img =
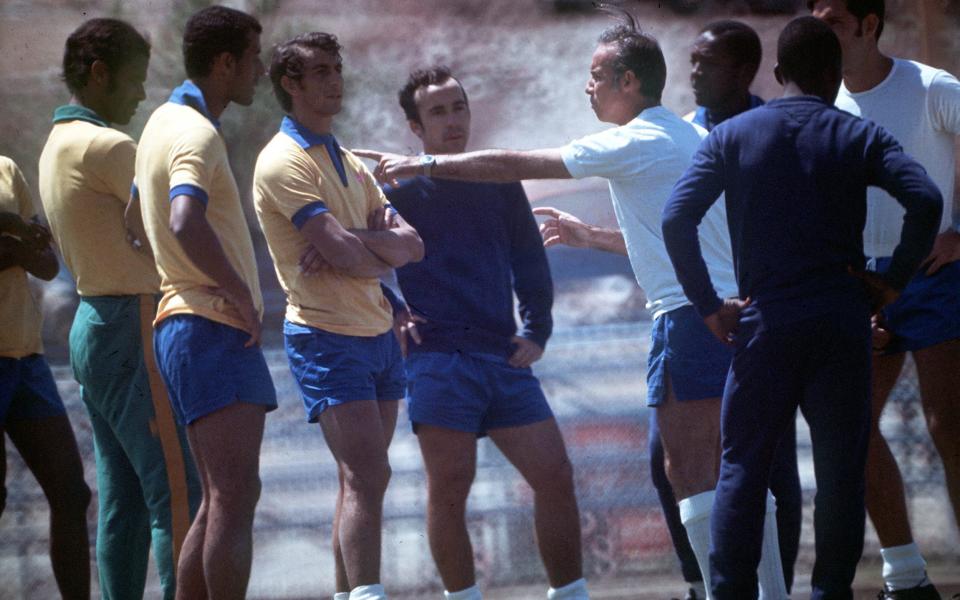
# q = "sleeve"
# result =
<box><xmin>559</xmin><ymin>128</ymin><xmax>643</xmax><ymax>180</ymax></box>
<box><xmin>661</xmin><ymin>133</ymin><xmax>727</xmax><ymax>318</ymax></box>
<box><xmin>85</xmin><ymin>131</ymin><xmax>137</xmax><ymax>205</ymax></box>
<box><xmin>506</xmin><ymin>182</ymin><xmax>554</xmax><ymax>349</ymax></box>
<box><xmin>928</xmin><ymin>70</ymin><xmax>960</xmax><ymax>136</ymax></box>
<box><xmin>865</xmin><ymin>125</ymin><xmax>943</xmax><ymax>290</ymax></box>
<box><xmin>168</xmin><ymin>127</ymin><xmax>224</xmax><ymax>206</ymax></box>
<box><xmin>11</xmin><ymin>160</ymin><xmax>35</xmax><ymax>220</ymax></box>
<box><xmin>256</xmin><ymin>150</ymin><xmax>329</xmax><ymax>230</ymax></box>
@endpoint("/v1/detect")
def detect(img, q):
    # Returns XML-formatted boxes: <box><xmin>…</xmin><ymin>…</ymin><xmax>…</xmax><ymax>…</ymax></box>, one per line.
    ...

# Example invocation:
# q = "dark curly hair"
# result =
<box><xmin>183</xmin><ymin>5</ymin><xmax>262</xmax><ymax>79</ymax></box>
<box><xmin>61</xmin><ymin>18</ymin><xmax>150</xmax><ymax>94</ymax></box>
<box><xmin>269</xmin><ymin>32</ymin><xmax>342</xmax><ymax>113</ymax></box>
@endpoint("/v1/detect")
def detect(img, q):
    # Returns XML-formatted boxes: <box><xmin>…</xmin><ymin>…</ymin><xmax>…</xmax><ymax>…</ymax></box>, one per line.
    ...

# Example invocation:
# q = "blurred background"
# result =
<box><xmin>1</xmin><ymin>0</ymin><xmax>958</xmax><ymax>598</ymax></box>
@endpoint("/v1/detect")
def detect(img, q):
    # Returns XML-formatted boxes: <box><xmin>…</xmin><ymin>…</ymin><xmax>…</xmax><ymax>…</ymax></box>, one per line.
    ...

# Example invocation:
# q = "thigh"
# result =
<box><xmin>416</xmin><ymin>425</ymin><xmax>477</xmax><ymax>493</ymax></box>
<box><xmin>489</xmin><ymin>418</ymin><xmax>572</xmax><ymax>489</ymax></box>
<box><xmin>656</xmin><ymin>388</ymin><xmax>721</xmax><ymax>461</ymax></box>
<box><xmin>913</xmin><ymin>338</ymin><xmax>960</xmax><ymax>431</ymax></box>
<box><xmin>319</xmin><ymin>400</ymin><xmax>392</xmax><ymax>472</ymax></box>
<box><xmin>187</xmin><ymin>402</ymin><xmax>265</xmax><ymax>495</ymax></box>
<box><xmin>6</xmin><ymin>414</ymin><xmax>86</xmax><ymax>501</ymax></box>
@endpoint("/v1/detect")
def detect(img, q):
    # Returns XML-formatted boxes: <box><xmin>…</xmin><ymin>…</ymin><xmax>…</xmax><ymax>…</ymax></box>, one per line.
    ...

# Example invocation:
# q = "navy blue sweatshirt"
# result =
<box><xmin>662</xmin><ymin>96</ymin><xmax>942</xmax><ymax>326</ymax></box>
<box><xmin>384</xmin><ymin>177</ymin><xmax>553</xmax><ymax>356</ymax></box>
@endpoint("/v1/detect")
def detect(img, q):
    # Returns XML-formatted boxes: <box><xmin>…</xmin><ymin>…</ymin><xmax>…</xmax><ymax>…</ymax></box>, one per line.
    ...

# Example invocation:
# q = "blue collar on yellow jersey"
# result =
<box><xmin>280</xmin><ymin>115</ymin><xmax>349</xmax><ymax>188</ymax></box>
<box><xmin>169</xmin><ymin>80</ymin><xmax>220</xmax><ymax>129</ymax></box>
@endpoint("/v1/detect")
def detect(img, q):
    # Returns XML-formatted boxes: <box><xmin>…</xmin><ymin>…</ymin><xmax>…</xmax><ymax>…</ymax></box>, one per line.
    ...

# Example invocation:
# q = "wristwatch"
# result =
<box><xmin>419</xmin><ymin>154</ymin><xmax>436</xmax><ymax>178</ymax></box>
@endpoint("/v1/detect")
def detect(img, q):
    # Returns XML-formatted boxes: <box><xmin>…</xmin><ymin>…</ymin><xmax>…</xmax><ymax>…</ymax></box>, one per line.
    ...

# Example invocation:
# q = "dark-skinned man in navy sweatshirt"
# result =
<box><xmin>661</xmin><ymin>16</ymin><xmax>942</xmax><ymax>600</ymax></box>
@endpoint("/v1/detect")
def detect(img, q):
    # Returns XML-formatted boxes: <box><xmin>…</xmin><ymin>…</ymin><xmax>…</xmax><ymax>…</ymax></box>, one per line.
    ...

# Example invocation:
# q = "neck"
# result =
<box><xmin>842</xmin><ymin>46</ymin><xmax>893</xmax><ymax>93</ymax></box>
<box><xmin>70</xmin><ymin>93</ymin><xmax>109</xmax><ymax>122</ymax></box>
<box><xmin>192</xmin><ymin>78</ymin><xmax>229</xmax><ymax>119</ymax></box>
<box><xmin>706</xmin><ymin>91</ymin><xmax>753</xmax><ymax>120</ymax></box>
<box><xmin>621</xmin><ymin>97</ymin><xmax>659</xmax><ymax>125</ymax></box>
<box><xmin>291</xmin><ymin>108</ymin><xmax>333</xmax><ymax>135</ymax></box>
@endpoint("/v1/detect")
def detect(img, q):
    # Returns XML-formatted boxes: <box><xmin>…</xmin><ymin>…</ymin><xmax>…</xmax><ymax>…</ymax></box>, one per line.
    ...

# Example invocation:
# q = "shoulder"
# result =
<box><xmin>0</xmin><ymin>155</ymin><xmax>19</xmax><ymax>176</ymax></box>
<box><xmin>87</xmin><ymin>127</ymin><xmax>136</xmax><ymax>161</ymax></box>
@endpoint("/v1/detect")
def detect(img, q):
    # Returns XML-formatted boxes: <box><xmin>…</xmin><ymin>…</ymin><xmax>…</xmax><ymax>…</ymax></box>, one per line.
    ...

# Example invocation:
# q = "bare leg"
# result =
<box><xmin>416</xmin><ymin>425</ymin><xmax>478</xmax><ymax>592</ymax></box>
<box><xmin>334</xmin><ymin>467</ymin><xmax>349</xmax><ymax>594</ymax></box>
<box><xmin>179</xmin><ymin>402</ymin><xmax>265</xmax><ymax>600</ymax></box>
<box><xmin>176</xmin><ymin>434</ymin><xmax>209</xmax><ymax>600</ymax></box>
<box><xmin>913</xmin><ymin>338</ymin><xmax>960</xmax><ymax>530</ymax></box>
<box><xmin>490</xmin><ymin>418</ymin><xmax>582</xmax><ymax>588</ymax></box>
<box><xmin>7</xmin><ymin>415</ymin><xmax>91</xmax><ymax>600</ymax></box>
<box><xmin>864</xmin><ymin>351</ymin><xmax>914</xmax><ymax>547</ymax></box>
<box><xmin>656</xmin><ymin>387</ymin><xmax>721</xmax><ymax>500</ymax></box>
<box><xmin>319</xmin><ymin>400</ymin><xmax>398</xmax><ymax>589</ymax></box>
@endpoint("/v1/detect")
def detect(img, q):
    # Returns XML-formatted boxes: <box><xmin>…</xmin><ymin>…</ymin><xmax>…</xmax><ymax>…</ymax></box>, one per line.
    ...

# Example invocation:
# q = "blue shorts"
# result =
<box><xmin>0</xmin><ymin>354</ymin><xmax>66</xmax><ymax>425</ymax></box>
<box><xmin>154</xmin><ymin>315</ymin><xmax>277</xmax><ymax>425</ymax></box>
<box><xmin>405</xmin><ymin>351</ymin><xmax>554</xmax><ymax>437</ymax></box>
<box><xmin>870</xmin><ymin>256</ymin><xmax>960</xmax><ymax>354</ymax></box>
<box><xmin>647</xmin><ymin>305</ymin><xmax>733</xmax><ymax>406</ymax></box>
<box><xmin>283</xmin><ymin>321</ymin><xmax>405</xmax><ymax>423</ymax></box>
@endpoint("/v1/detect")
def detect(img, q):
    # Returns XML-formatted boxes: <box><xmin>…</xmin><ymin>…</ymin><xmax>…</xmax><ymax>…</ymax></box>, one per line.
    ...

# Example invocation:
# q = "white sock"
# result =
<box><xmin>881</xmin><ymin>543</ymin><xmax>928</xmax><ymax>591</ymax></box>
<box><xmin>334</xmin><ymin>594</ymin><xmax>350</xmax><ymax>600</ymax></box>
<box><xmin>757</xmin><ymin>492</ymin><xmax>788</xmax><ymax>600</ymax></box>
<box><xmin>547</xmin><ymin>577</ymin><xmax>589</xmax><ymax>599</ymax></box>
<box><xmin>445</xmin><ymin>585</ymin><xmax>482</xmax><ymax>600</ymax></box>
<box><xmin>349</xmin><ymin>584</ymin><xmax>387</xmax><ymax>600</ymax></box>
<box><xmin>679</xmin><ymin>490</ymin><xmax>716</xmax><ymax>600</ymax></box>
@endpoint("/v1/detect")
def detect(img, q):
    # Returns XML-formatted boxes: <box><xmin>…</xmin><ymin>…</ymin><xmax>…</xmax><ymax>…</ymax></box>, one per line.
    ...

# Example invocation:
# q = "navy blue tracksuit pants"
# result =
<box><xmin>710</xmin><ymin>304</ymin><xmax>872</xmax><ymax>600</ymax></box>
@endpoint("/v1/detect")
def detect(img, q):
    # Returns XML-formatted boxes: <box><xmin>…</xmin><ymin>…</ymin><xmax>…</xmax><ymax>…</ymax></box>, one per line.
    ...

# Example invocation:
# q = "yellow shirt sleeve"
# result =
<box><xmin>85</xmin><ymin>131</ymin><xmax>136</xmax><ymax>206</ymax></box>
<box><xmin>259</xmin><ymin>149</ymin><xmax>328</xmax><ymax>224</ymax></box>
<box><xmin>169</xmin><ymin>126</ymin><xmax>222</xmax><ymax>198</ymax></box>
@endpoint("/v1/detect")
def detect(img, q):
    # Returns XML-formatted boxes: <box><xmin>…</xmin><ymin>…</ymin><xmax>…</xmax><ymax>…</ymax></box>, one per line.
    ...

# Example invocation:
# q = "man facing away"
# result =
<box><xmin>38</xmin><ymin>18</ymin><xmax>200</xmax><ymax>599</ymax></box>
<box><xmin>662</xmin><ymin>15</ymin><xmax>942</xmax><ymax>600</ymax></box>
<box><xmin>253</xmin><ymin>32</ymin><xmax>424</xmax><ymax>600</ymax></box>
<box><xmin>135</xmin><ymin>6</ymin><xmax>276</xmax><ymax>599</ymax></box>
<box><xmin>358</xmin><ymin>11</ymin><xmax>788</xmax><ymax>600</ymax></box>
<box><xmin>1</xmin><ymin>156</ymin><xmax>91</xmax><ymax>600</ymax></box>
<box><xmin>377</xmin><ymin>65</ymin><xmax>586</xmax><ymax>600</ymax></box>
<box><xmin>810</xmin><ymin>1</ymin><xmax>960</xmax><ymax>597</ymax></box>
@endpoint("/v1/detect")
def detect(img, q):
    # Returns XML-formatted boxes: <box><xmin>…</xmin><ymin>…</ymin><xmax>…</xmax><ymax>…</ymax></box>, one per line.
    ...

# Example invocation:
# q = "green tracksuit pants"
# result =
<box><xmin>70</xmin><ymin>295</ymin><xmax>200</xmax><ymax>599</ymax></box>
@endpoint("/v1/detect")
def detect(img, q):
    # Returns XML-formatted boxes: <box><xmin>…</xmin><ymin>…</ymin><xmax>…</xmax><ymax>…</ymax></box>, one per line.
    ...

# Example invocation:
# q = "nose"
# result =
<box><xmin>585</xmin><ymin>79</ymin><xmax>593</xmax><ymax>95</ymax></box>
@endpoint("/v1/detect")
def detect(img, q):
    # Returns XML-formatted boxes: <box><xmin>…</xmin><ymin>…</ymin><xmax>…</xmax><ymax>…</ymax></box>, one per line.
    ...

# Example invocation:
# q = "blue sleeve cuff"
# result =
<box><xmin>169</xmin><ymin>184</ymin><xmax>208</xmax><ymax>206</ymax></box>
<box><xmin>291</xmin><ymin>201</ymin><xmax>329</xmax><ymax>230</ymax></box>
<box><xmin>130</xmin><ymin>182</ymin><xmax>139</xmax><ymax>200</ymax></box>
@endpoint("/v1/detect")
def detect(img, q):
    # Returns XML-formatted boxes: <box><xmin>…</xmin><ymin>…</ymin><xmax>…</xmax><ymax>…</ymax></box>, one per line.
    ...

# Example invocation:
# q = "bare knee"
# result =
<box><xmin>209</xmin><ymin>475</ymin><xmax>261</xmax><ymax>516</ymax></box>
<box><xmin>527</xmin><ymin>457</ymin><xmax>576</xmax><ymax>498</ymax></box>
<box><xmin>342</xmin><ymin>459</ymin><xmax>391</xmax><ymax>500</ymax></box>
<box><xmin>48</xmin><ymin>477</ymin><xmax>91</xmax><ymax>518</ymax></box>
<box><xmin>428</xmin><ymin>468</ymin><xmax>474</xmax><ymax>511</ymax></box>
<box><xmin>926</xmin><ymin>414</ymin><xmax>960</xmax><ymax>460</ymax></box>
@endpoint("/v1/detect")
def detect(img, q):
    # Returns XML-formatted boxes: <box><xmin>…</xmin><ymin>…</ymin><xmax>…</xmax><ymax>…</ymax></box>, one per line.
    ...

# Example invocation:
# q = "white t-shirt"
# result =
<box><xmin>560</xmin><ymin>106</ymin><xmax>738</xmax><ymax>318</ymax></box>
<box><xmin>835</xmin><ymin>58</ymin><xmax>960</xmax><ymax>258</ymax></box>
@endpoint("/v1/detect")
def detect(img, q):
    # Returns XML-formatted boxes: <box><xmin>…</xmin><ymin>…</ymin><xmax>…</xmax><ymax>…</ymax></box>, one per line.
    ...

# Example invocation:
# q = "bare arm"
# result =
<box><xmin>169</xmin><ymin>196</ymin><xmax>260</xmax><ymax>345</ymax></box>
<box><xmin>299</xmin><ymin>212</ymin><xmax>393</xmax><ymax>278</ymax></box>
<box><xmin>532</xmin><ymin>206</ymin><xmax>627</xmax><ymax>255</ymax></box>
<box><xmin>124</xmin><ymin>192</ymin><xmax>154</xmax><ymax>258</ymax></box>
<box><xmin>348</xmin><ymin>211</ymin><xmax>423</xmax><ymax>267</ymax></box>
<box><xmin>353</xmin><ymin>148</ymin><xmax>572</xmax><ymax>185</ymax></box>
<box><xmin>0</xmin><ymin>213</ymin><xmax>58</xmax><ymax>280</ymax></box>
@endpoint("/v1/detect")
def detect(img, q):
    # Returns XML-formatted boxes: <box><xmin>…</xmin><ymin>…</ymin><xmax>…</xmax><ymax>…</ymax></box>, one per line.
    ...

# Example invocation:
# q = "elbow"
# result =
<box><xmin>408</xmin><ymin>234</ymin><xmax>425</xmax><ymax>263</ymax></box>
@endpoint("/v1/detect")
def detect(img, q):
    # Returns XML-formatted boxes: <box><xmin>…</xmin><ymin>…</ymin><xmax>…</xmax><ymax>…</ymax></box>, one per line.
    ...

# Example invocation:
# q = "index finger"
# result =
<box><xmin>531</xmin><ymin>206</ymin><xmax>565</xmax><ymax>219</ymax></box>
<box><xmin>351</xmin><ymin>149</ymin><xmax>384</xmax><ymax>161</ymax></box>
